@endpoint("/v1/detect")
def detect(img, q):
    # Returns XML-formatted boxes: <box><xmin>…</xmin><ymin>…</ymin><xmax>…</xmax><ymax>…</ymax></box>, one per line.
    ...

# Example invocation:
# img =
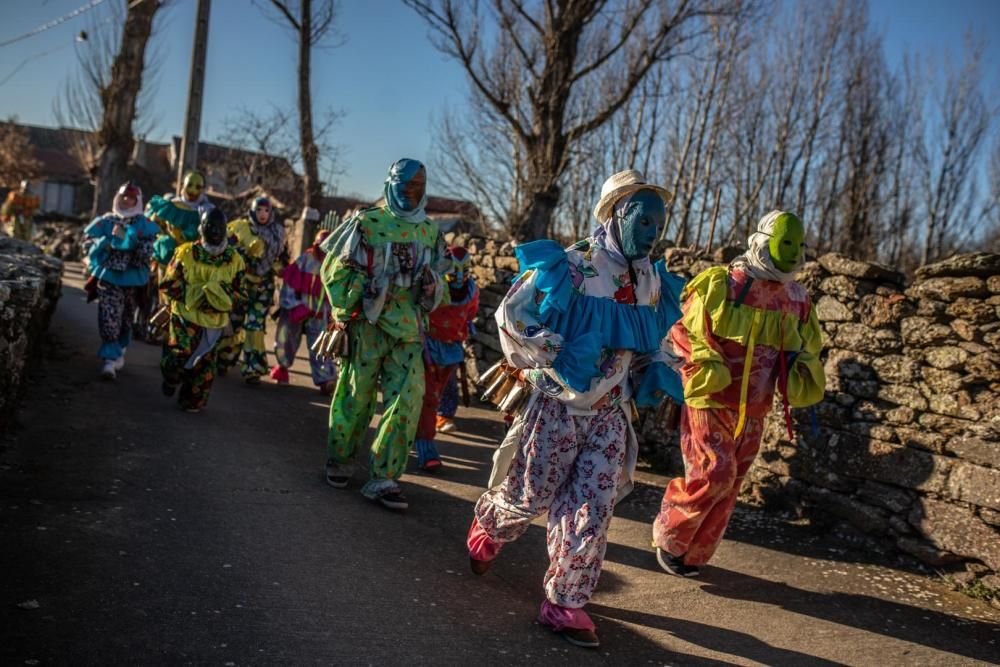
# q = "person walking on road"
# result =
<box><xmin>651</xmin><ymin>210</ymin><xmax>825</xmax><ymax>576</ymax></box>
<box><xmin>466</xmin><ymin>170</ymin><xmax>685</xmax><ymax>648</ymax></box>
<box><xmin>320</xmin><ymin>158</ymin><xmax>449</xmax><ymax>510</ymax></box>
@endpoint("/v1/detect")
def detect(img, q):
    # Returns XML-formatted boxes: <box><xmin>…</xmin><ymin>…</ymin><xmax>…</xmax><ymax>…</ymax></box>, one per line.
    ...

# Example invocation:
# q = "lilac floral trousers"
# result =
<box><xmin>474</xmin><ymin>393</ymin><xmax>628</xmax><ymax>608</ymax></box>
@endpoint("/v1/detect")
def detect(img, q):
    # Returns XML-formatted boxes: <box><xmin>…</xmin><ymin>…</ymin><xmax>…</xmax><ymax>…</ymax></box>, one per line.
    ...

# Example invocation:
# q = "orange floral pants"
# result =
<box><xmin>652</xmin><ymin>405</ymin><xmax>763</xmax><ymax>565</ymax></box>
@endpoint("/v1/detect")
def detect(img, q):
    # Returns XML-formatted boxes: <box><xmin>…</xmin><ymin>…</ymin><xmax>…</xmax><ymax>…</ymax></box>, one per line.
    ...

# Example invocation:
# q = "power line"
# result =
<box><xmin>0</xmin><ymin>0</ymin><xmax>107</xmax><ymax>49</ymax></box>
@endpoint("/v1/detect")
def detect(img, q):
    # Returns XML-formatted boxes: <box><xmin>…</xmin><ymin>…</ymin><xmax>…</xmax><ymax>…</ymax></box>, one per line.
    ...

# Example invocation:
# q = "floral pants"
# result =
<box><xmin>652</xmin><ymin>406</ymin><xmax>764</xmax><ymax>565</ymax></box>
<box><xmin>96</xmin><ymin>282</ymin><xmax>138</xmax><ymax>360</ymax></box>
<box><xmin>474</xmin><ymin>394</ymin><xmax>628</xmax><ymax>608</ymax></box>
<box><xmin>273</xmin><ymin>311</ymin><xmax>337</xmax><ymax>386</ymax></box>
<box><xmin>327</xmin><ymin>320</ymin><xmax>425</xmax><ymax>497</ymax></box>
<box><xmin>160</xmin><ymin>314</ymin><xmax>219</xmax><ymax>411</ymax></box>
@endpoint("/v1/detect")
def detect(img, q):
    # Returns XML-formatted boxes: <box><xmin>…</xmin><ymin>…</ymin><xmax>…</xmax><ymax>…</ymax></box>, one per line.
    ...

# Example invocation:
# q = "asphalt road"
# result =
<box><xmin>1</xmin><ymin>263</ymin><xmax>998</xmax><ymax>666</ymax></box>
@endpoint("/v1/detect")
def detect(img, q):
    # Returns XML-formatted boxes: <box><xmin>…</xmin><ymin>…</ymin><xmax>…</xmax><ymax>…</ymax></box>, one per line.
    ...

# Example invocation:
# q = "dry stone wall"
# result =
<box><xmin>452</xmin><ymin>230</ymin><xmax>1000</xmax><ymax>584</ymax></box>
<box><xmin>0</xmin><ymin>237</ymin><xmax>64</xmax><ymax>431</ymax></box>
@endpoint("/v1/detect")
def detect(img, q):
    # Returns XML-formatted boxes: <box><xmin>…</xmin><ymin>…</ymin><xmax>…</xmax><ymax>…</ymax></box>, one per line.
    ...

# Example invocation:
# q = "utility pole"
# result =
<box><xmin>175</xmin><ymin>0</ymin><xmax>211</xmax><ymax>192</ymax></box>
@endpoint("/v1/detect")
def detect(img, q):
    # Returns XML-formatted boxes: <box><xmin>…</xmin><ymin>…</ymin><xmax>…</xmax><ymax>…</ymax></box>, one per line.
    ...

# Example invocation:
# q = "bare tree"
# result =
<box><xmin>256</xmin><ymin>0</ymin><xmax>343</xmax><ymax>211</ymax></box>
<box><xmin>406</xmin><ymin>0</ymin><xmax>755</xmax><ymax>241</ymax></box>
<box><xmin>0</xmin><ymin>120</ymin><xmax>42</xmax><ymax>188</ymax></box>
<box><xmin>52</xmin><ymin>0</ymin><xmax>164</xmax><ymax>217</ymax></box>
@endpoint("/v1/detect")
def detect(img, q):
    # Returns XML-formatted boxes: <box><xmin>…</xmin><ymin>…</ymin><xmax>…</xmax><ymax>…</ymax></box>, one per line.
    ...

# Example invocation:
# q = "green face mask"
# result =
<box><xmin>768</xmin><ymin>212</ymin><xmax>805</xmax><ymax>273</ymax></box>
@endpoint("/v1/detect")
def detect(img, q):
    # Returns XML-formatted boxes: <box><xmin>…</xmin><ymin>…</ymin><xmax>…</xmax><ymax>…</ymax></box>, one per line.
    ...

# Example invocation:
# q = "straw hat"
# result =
<box><xmin>592</xmin><ymin>169</ymin><xmax>671</xmax><ymax>223</ymax></box>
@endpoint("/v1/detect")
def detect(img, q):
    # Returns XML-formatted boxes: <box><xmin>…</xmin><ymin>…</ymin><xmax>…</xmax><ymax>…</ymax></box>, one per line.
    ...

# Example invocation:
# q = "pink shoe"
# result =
<box><xmin>269</xmin><ymin>365</ymin><xmax>289</xmax><ymax>384</ymax></box>
<box><xmin>467</xmin><ymin>516</ymin><xmax>501</xmax><ymax>575</ymax></box>
<box><xmin>538</xmin><ymin>600</ymin><xmax>599</xmax><ymax>648</ymax></box>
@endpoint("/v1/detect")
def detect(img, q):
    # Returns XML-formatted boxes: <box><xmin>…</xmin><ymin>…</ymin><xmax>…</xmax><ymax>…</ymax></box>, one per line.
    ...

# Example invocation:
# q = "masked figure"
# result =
<box><xmin>2</xmin><ymin>180</ymin><xmax>40</xmax><ymax>241</ymax></box>
<box><xmin>320</xmin><ymin>158</ymin><xmax>449</xmax><ymax>510</ymax></box>
<box><xmin>467</xmin><ymin>170</ymin><xmax>685</xmax><ymax>648</ymax></box>
<box><xmin>140</xmin><ymin>171</ymin><xmax>216</xmax><ymax>341</ymax></box>
<box><xmin>159</xmin><ymin>208</ymin><xmax>246</xmax><ymax>413</ymax></box>
<box><xmin>217</xmin><ymin>196</ymin><xmax>286</xmax><ymax>383</ymax></box>
<box><xmin>412</xmin><ymin>245</ymin><xmax>480</xmax><ymax>470</ymax></box>
<box><xmin>269</xmin><ymin>228</ymin><xmax>338</xmax><ymax>392</ymax></box>
<box><xmin>82</xmin><ymin>181</ymin><xmax>160</xmax><ymax>379</ymax></box>
<box><xmin>651</xmin><ymin>210</ymin><xmax>825</xmax><ymax>576</ymax></box>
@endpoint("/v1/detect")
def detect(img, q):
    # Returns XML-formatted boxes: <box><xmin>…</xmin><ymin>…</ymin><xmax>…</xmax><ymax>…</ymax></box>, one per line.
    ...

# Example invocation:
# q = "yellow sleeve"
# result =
<box><xmin>681</xmin><ymin>270</ymin><xmax>732</xmax><ymax>401</ymax></box>
<box><xmin>787</xmin><ymin>306</ymin><xmax>826</xmax><ymax>407</ymax></box>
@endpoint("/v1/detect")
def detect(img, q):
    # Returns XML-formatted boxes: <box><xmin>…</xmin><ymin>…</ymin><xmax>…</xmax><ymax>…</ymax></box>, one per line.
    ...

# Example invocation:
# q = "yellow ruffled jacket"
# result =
<box><xmin>672</xmin><ymin>265</ymin><xmax>825</xmax><ymax>434</ymax></box>
<box><xmin>165</xmin><ymin>243</ymin><xmax>246</xmax><ymax>329</ymax></box>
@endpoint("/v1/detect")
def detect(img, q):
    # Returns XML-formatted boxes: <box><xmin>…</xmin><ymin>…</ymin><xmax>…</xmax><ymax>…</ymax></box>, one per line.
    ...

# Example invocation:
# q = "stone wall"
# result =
<box><xmin>450</xmin><ymin>230</ymin><xmax>1000</xmax><ymax>584</ymax></box>
<box><xmin>0</xmin><ymin>237</ymin><xmax>64</xmax><ymax>431</ymax></box>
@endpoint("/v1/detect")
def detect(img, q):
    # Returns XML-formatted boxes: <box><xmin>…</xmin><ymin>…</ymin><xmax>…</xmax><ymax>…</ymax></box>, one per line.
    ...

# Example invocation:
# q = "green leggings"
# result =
<box><xmin>327</xmin><ymin>320</ymin><xmax>425</xmax><ymax>483</ymax></box>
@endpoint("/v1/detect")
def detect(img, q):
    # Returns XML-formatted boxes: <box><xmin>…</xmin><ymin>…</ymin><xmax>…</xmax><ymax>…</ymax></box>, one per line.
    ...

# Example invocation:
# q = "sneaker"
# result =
<box><xmin>436</xmin><ymin>416</ymin><xmax>457</xmax><ymax>433</ymax></box>
<box><xmin>319</xmin><ymin>380</ymin><xmax>337</xmax><ymax>396</ymax></box>
<box><xmin>183</xmin><ymin>406</ymin><xmax>201</xmax><ymax>414</ymax></box>
<box><xmin>469</xmin><ymin>556</ymin><xmax>493</xmax><ymax>576</ymax></box>
<box><xmin>325</xmin><ymin>459</ymin><xmax>350</xmax><ymax>488</ymax></box>
<box><xmin>112</xmin><ymin>352</ymin><xmax>126</xmax><ymax>371</ymax></box>
<box><xmin>421</xmin><ymin>458</ymin><xmax>442</xmax><ymax>472</ymax></box>
<box><xmin>656</xmin><ymin>548</ymin><xmax>700</xmax><ymax>577</ymax></box>
<box><xmin>378</xmin><ymin>491</ymin><xmax>409</xmax><ymax>510</ymax></box>
<box><xmin>245</xmin><ymin>376</ymin><xmax>261</xmax><ymax>386</ymax></box>
<box><xmin>100</xmin><ymin>360</ymin><xmax>116</xmax><ymax>380</ymax></box>
<box><xmin>561</xmin><ymin>628</ymin><xmax>600</xmax><ymax>649</ymax></box>
<box><xmin>161</xmin><ymin>381</ymin><xmax>178</xmax><ymax>397</ymax></box>
<box><xmin>269</xmin><ymin>365</ymin><xmax>289</xmax><ymax>385</ymax></box>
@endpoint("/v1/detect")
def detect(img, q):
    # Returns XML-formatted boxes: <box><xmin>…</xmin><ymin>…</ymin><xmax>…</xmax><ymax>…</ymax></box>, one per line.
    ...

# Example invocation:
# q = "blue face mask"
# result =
<box><xmin>385</xmin><ymin>159</ymin><xmax>427</xmax><ymax>213</ymax></box>
<box><xmin>614</xmin><ymin>189</ymin><xmax>665</xmax><ymax>260</ymax></box>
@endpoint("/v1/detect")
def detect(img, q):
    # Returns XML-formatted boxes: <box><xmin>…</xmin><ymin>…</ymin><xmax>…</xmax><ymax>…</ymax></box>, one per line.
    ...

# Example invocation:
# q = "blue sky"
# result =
<box><xmin>0</xmin><ymin>0</ymin><xmax>997</xmax><ymax>199</ymax></box>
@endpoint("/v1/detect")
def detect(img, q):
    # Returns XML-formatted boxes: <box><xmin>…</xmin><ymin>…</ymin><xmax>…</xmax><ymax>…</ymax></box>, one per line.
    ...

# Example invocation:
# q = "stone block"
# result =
<box><xmin>820</xmin><ymin>275</ymin><xmax>872</xmax><ymax>301</ymax></box>
<box><xmin>844</xmin><ymin>379</ymin><xmax>879</xmax><ymax>399</ymax></box>
<box><xmin>493</xmin><ymin>255</ymin><xmax>520</xmax><ymax>272</ymax></box>
<box><xmin>894</xmin><ymin>427</ymin><xmax>947</xmax><ymax>454</ymax></box>
<box><xmin>914</xmin><ymin>252</ymin><xmax>1000</xmax><ymax>280</ymax></box>
<box><xmin>846</xmin><ymin>422</ymin><xmax>897</xmax><ymax>442</ymax></box>
<box><xmin>923</xmin><ymin>346</ymin><xmax>969</xmax><ymax>370</ymax></box>
<box><xmin>868</xmin><ymin>354</ymin><xmax>920</xmax><ymax>384</ymax></box>
<box><xmin>832</xmin><ymin>436</ymin><xmax>952</xmax><ymax>493</ymax></box>
<box><xmin>915</xmin><ymin>298</ymin><xmax>950</xmax><ymax>319</ymax></box>
<box><xmin>877</xmin><ymin>384</ymin><xmax>929</xmax><ymax>411</ymax></box>
<box><xmin>803</xmin><ymin>486</ymin><xmax>889</xmax><ymax>534</ymax></box>
<box><xmin>816</xmin><ymin>295</ymin><xmax>854</xmax><ymax>322</ymax></box>
<box><xmin>949</xmin><ymin>318</ymin><xmax>979</xmax><ymax>342</ymax></box>
<box><xmin>947</xmin><ymin>434</ymin><xmax>1000</xmax><ymax>469</ymax></box>
<box><xmin>946</xmin><ymin>298</ymin><xmax>996</xmax><ymax>324</ymax></box>
<box><xmin>966</xmin><ymin>353</ymin><xmax>1000</xmax><ymax>384</ymax></box>
<box><xmin>988</xmin><ymin>275</ymin><xmax>1000</xmax><ymax>293</ymax></box>
<box><xmin>920</xmin><ymin>366</ymin><xmax>964</xmax><ymax>394</ymax></box>
<box><xmin>928</xmin><ymin>391</ymin><xmax>981</xmax><ymax>421</ymax></box>
<box><xmin>907</xmin><ymin>276</ymin><xmax>989</xmax><ymax>302</ymax></box>
<box><xmin>834</xmin><ymin>323</ymin><xmax>902</xmax><ymax>354</ymax></box>
<box><xmin>900</xmin><ymin>316</ymin><xmax>953</xmax><ymax>346</ymax></box>
<box><xmin>817</xmin><ymin>253</ymin><xmax>904</xmax><ymax>283</ymax></box>
<box><xmin>909</xmin><ymin>498</ymin><xmax>1000</xmax><ymax>570</ymax></box>
<box><xmin>857</xmin><ymin>479</ymin><xmax>915</xmax><ymax>513</ymax></box>
<box><xmin>859</xmin><ymin>293</ymin><xmax>914</xmax><ymax>329</ymax></box>
<box><xmin>948</xmin><ymin>462</ymin><xmax>1000</xmax><ymax>511</ymax></box>
<box><xmin>895</xmin><ymin>536</ymin><xmax>962</xmax><ymax>567</ymax></box>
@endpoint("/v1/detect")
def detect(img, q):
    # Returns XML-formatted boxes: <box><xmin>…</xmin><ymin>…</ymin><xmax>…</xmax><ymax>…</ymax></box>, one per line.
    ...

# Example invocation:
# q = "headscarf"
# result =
<box><xmin>383</xmin><ymin>158</ymin><xmax>428</xmax><ymax>223</ymax></box>
<box><xmin>249</xmin><ymin>198</ymin><xmax>286</xmax><ymax>277</ymax></box>
<box><xmin>730</xmin><ymin>210</ymin><xmax>803</xmax><ymax>283</ymax></box>
<box><xmin>112</xmin><ymin>181</ymin><xmax>144</xmax><ymax>219</ymax></box>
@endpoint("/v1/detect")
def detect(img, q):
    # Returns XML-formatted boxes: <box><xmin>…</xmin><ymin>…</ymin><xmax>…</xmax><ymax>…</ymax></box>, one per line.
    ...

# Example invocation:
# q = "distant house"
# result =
<box><xmin>13</xmin><ymin>124</ymin><xmax>92</xmax><ymax>216</ymax></box>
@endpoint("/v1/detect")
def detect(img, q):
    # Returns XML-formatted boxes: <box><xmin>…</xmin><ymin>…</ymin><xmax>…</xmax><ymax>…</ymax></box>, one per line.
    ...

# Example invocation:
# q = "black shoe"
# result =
<box><xmin>161</xmin><ymin>381</ymin><xmax>177</xmax><ymax>397</ymax></box>
<box><xmin>378</xmin><ymin>491</ymin><xmax>409</xmax><ymax>510</ymax></box>
<box><xmin>656</xmin><ymin>548</ymin><xmax>700</xmax><ymax>577</ymax></box>
<box><xmin>245</xmin><ymin>376</ymin><xmax>261</xmax><ymax>386</ymax></box>
<box><xmin>325</xmin><ymin>459</ymin><xmax>350</xmax><ymax>488</ymax></box>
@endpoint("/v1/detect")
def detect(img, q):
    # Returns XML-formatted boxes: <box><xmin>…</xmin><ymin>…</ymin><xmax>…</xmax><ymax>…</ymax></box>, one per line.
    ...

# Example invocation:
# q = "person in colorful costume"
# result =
<box><xmin>159</xmin><ymin>208</ymin><xmax>246</xmax><ymax>413</ymax></box>
<box><xmin>140</xmin><ymin>171</ymin><xmax>216</xmax><ymax>341</ymax></box>
<box><xmin>217</xmin><ymin>196</ymin><xmax>286</xmax><ymax>383</ymax></box>
<box><xmin>269</xmin><ymin>228</ymin><xmax>337</xmax><ymax>393</ymax></box>
<box><xmin>320</xmin><ymin>158</ymin><xmax>449</xmax><ymax>510</ymax></box>
<box><xmin>651</xmin><ymin>210</ymin><xmax>826</xmax><ymax>577</ymax></box>
<box><xmin>466</xmin><ymin>170</ymin><xmax>685</xmax><ymax>649</ymax></box>
<box><xmin>82</xmin><ymin>181</ymin><xmax>160</xmax><ymax>379</ymax></box>
<box><xmin>2</xmin><ymin>180</ymin><xmax>40</xmax><ymax>240</ymax></box>
<box><xmin>413</xmin><ymin>245</ymin><xmax>480</xmax><ymax>470</ymax></box>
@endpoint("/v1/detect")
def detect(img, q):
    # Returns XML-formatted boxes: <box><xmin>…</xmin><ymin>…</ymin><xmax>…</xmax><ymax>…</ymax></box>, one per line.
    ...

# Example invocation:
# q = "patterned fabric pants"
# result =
<box><xmin>96</xmin><ymin>282</ymin><xmax>137</xmax><ymax>360</ymax></box>
<box><xmin>438</xmin><ymin>373</ymin><xmax>459</xmax><ymax>418</ymax></box>
<box><xmin>240</xmin><ymin>276</ymin><xmax>274</xmax><ymax>379</ymax></box>
<box><xmin>474</xmin><ymin>394</ymin><xmax>628</xmax><ymax>608</ymax></box>
<box><xmin>414</xmin><ymin>362</ymin><xmax>457</xmax><ymax>466</ymax></box>
<box><xmin>652</xmin><ymin>406</ymin><xmax>764</xmax><ymax>565</ymax></box>
<box><xmin>327</xmin><ymin>320</ymin><xmax>425</xmax><ymax>496</ymax></box>
<box><xmin>160</xmin><ymin>314</ymin><xmax>219</xmax><ymax>411</ymax></box>
<box><xmin>273</xmin><ymin>312</ymin><xmax>337</xmax><ymax>386</ymax></box>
